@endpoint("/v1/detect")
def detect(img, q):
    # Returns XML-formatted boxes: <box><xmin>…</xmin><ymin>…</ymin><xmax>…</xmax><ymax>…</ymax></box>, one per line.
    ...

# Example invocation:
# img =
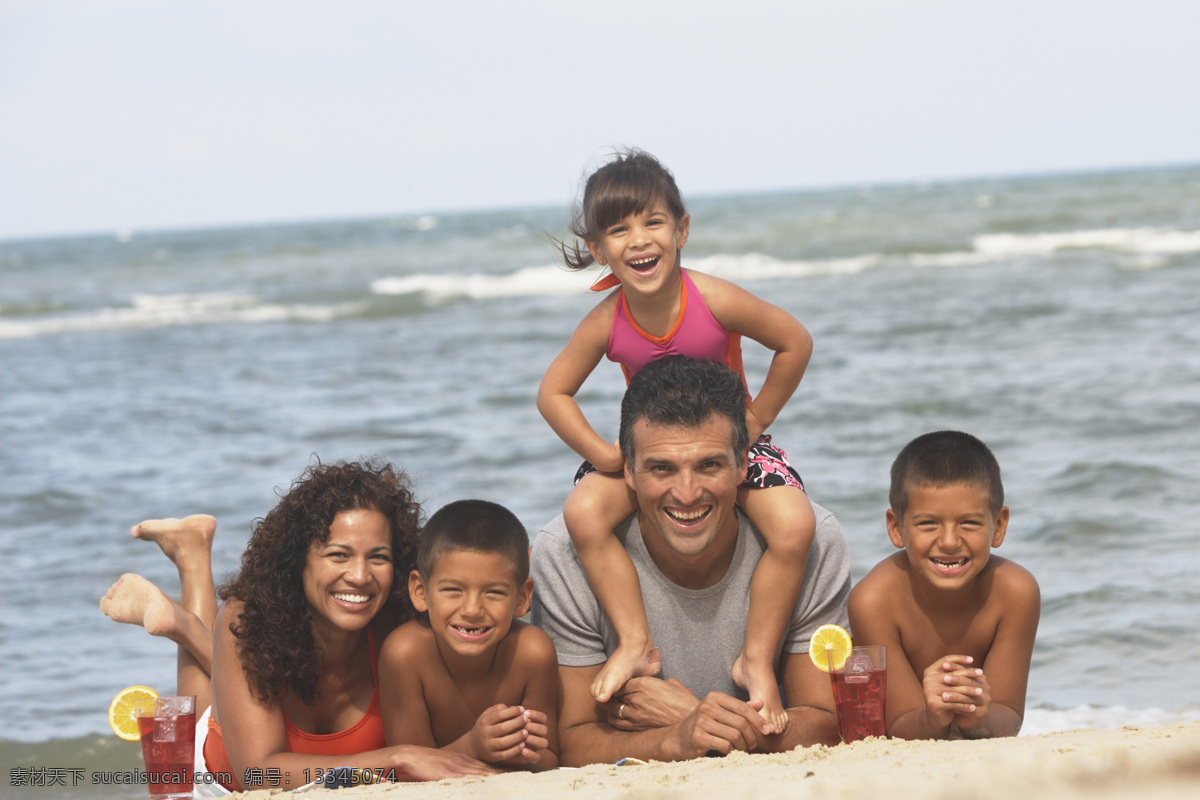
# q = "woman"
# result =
<box><xmin>101</xmin><ymin>459</ymin><xmax>495</xmax><ymax>794</ymax></box>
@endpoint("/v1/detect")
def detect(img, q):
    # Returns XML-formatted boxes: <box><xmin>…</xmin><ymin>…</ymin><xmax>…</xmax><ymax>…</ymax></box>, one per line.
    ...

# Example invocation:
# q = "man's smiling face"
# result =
<box><xmin>624</xmin><ymin>412</ymin><xmax>747</xmax><ymax>584</ymax></box>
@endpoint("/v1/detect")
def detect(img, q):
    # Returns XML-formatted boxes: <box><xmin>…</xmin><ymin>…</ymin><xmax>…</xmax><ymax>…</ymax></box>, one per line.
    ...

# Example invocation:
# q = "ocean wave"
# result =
<box><xmin>369</xmin><ymin>255</ymin><xmax>886</xmax><ymax>302</ymax></box>
<box><xmin>0</xmin><ymin>292</ymin><xmax>362</xmax><ymax>340</ymax></box>
<box><xmin>7</xmin><ymin>227</ymin><xmax>1195</xmax><ymax>339</ymax></box>
<box><xmin>974</xmin><ymin>226</ymin><xmax>1200</xmax><ymax>257</ymax></box>
<box><xmin>697</xmin><ymin>227</ymin><xmax>1199</xmax><ymax>277</ymax></box>
<box><xmin>371</xmin><ymin>264</ymin><xmax>593</xmax><ymax>300</ymax></box>
<box><xmin>688</xmin><ymin>252</ymin><xmax>886</xmax><ymax>279</ymax></box>
<box><xmin>1021</xmin><ymin>705</ymin><xmax>1200</xmax><ymax>736</ymax></box>
<box><xmin>371</xmin><ymin>226</ymin><xmax>1199</xmax><ymax>302</ymax></box>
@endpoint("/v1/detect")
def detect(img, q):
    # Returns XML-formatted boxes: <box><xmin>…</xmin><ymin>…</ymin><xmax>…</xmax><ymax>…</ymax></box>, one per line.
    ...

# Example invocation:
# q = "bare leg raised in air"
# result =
<box><xmin>100</xmin><ymin>514</ymin><xmax>218</xmax><ymax>710</ymax></box>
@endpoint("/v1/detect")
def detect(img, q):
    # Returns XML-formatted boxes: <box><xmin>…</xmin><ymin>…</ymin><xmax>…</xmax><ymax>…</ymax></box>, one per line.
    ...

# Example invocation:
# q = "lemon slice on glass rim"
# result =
<box><xmin>108</xmin><ymin>685</ymin><xmax>159</xmax><ymax>741</ymax></box>
<box><xmin>808</xmin><ymin>624</ymin><xmax>853</xmax><ymax>672</ymax></box>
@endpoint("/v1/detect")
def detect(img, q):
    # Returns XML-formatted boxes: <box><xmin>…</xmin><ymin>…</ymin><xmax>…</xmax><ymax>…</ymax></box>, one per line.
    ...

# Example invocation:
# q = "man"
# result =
<box><xmin>531</xmin><ymin>355</ymin><xmax>851</xmax><ymax>765</ymax></box>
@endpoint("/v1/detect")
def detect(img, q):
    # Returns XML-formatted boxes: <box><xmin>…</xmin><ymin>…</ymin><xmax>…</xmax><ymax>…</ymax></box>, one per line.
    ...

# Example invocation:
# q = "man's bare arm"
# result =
<box><xmin>557</xmin><ymin>665</ymin><xmax>769</xmax><ymax>766</ymax></box>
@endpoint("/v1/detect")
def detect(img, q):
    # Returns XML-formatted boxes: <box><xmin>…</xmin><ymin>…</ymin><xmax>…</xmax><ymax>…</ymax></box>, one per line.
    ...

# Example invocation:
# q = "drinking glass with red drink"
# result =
<box><xmin>136</xmin><ymin>695</ymin><xmax>196</xmax><ymax>800</ymax></box>
<box><xmin>828</xmin><ymin>645</ymin><xmax>886</xmax><ymax>743</ymax></box>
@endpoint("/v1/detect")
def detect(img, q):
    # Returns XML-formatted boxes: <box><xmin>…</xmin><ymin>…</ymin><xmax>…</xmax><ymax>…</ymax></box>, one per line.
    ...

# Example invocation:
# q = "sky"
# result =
<box><xmin>1</xmin><ymin>1</ymin><xmax>1197</xmax><ymax>240</ymax></box>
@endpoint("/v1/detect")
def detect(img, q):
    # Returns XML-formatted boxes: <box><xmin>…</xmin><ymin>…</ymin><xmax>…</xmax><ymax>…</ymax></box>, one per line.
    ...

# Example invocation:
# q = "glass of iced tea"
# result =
<box><xmin>136</xmin><ymin>695</ymin><xmax>196</xmax><ymax>800</ymax></box>
<box><xmin>827</xmin><ymin>645</ymin><xmax>886</xmax><ymax>743</ymax></box>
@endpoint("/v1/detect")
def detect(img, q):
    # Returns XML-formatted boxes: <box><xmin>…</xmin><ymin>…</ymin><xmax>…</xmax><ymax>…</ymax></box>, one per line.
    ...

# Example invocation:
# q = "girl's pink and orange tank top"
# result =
<box><xmin>605</xmin><ymin>270</ymin><xmax>747</xmax><ymax>388</ymax></box>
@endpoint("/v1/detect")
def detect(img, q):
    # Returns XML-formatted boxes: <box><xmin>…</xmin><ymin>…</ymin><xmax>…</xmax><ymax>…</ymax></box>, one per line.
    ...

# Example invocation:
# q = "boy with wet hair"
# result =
<box><xmin>379</xmin><ymin>500</ymin><xmax>559</xmax><ymax>770</ymax></box>
<box><xmin>849</xmin><ymin>431</ymin><xmax>1040</xmax><ymax>739</ymax></box>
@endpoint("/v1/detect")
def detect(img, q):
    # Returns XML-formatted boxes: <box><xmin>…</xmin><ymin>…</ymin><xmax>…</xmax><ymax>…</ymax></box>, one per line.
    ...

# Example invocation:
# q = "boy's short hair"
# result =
<box><xmin>417</xmin><ymin>499</ymin><xmax>529</xmax><ymax>583</ymax></box>
<box><xmin>889</xmin><ymin>431</ymin><xmax>1004</xmax><ymax>520</ymax></box>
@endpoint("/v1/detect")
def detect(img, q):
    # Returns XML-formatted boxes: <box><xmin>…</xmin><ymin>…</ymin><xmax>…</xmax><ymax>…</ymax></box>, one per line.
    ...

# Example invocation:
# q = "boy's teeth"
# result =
<box><xmin>334</xmin><ymin>592</ymin><xmax>369</xmax><ymax>603</ymax></box>
<box><xmin>933</xmin><ymin>558</ymin><xmax>967</xmax><ymax>567</ymax></box>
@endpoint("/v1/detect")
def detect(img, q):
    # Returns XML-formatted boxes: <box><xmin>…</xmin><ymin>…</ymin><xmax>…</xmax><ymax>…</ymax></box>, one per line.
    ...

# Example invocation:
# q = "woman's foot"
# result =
<box><xmin>100</xmin><ymin>573</ymin><xmax>184</xmax><ymax>640</ymax></box>
<box><xmin>732</xmin><ymin>651</ymin><xmax>790</xmax><ymax>735</ymax></box>
<box><xmin>131</xmin><ymin>514</ymin><xmax>215</xmax><ymax>568</ymax></box>
<box><xmin>590</xmin><ymin>642</ymin><xmax>661</xmax><ymax>703</ymax></box>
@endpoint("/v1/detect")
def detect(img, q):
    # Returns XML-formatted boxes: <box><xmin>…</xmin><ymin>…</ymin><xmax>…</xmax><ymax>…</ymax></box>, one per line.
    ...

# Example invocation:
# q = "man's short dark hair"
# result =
<box><xmin>619</xmin><ymin>355</ymin><xmax>750</xmax><ymax>463</ymax></box>
<box><xmin>417</xmin><ymin>499</ymin><xmax>529</xmax><ymax>583</ymax></box>
<box><xmin>889</xmin><ymin>431</ymin><xmax>1005</xmax><ymax>520</ymax></box>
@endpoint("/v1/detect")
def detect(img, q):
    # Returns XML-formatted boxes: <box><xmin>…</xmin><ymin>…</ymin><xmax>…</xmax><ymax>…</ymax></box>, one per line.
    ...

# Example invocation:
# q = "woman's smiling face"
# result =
<box><xmin>302</xmin><ymin>508</ymin><xmax>394</xmax><ymax>634</ymax></box>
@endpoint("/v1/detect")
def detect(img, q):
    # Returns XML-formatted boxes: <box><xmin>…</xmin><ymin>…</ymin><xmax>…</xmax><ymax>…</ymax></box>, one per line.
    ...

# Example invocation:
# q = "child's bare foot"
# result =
<box><xmin>732</xmin><ymin>652</ymin><xmax>790</xmax><ymax>734</ymax></box>
<box><xmin>131</xmin><ymin>515</ymin><xmax>215</xmax><ymax>567</ymax></box>
<box><xmin>100</xmin><ymin>573</ymin><xmax>183</xmax><ymax>640</ymax></box>
<box><xmin>591</xmin><ymin>643</ymin><xmax>661</xmax><ymax>703</ymax></box>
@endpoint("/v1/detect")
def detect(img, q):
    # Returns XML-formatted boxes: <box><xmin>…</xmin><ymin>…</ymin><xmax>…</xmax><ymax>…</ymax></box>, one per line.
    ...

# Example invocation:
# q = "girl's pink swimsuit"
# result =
<box><xmin>606</xmin><ymin>270</ymin><xmax>747</xmax><ymax>387</ymax></box>
<box><xmin>583</xmin><ymin>269</ymin><xmax>802</xmax><ymax>490</ymax></box>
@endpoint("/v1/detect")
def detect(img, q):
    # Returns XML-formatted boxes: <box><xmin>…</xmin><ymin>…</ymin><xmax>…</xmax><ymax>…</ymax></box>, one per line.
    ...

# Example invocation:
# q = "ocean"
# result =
<box><xmin>2</xmin><ymin>164</ymin><xmax>1198</xmax><ymax>797</ymax></box>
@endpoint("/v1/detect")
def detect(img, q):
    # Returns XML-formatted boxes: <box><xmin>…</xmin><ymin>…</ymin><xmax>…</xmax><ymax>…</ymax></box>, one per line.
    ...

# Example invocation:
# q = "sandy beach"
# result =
<box><xmin>229</xmin><ymin>723</ymin><xmax>1200</xmax><ymax>800</ymax></box>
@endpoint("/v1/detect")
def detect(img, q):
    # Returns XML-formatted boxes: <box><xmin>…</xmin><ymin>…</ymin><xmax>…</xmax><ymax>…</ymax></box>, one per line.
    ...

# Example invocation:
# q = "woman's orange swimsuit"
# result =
<box><xmin>202</xmin><ymin>630</ymin><xmax>387</xmax><ymax>791</ymax></box>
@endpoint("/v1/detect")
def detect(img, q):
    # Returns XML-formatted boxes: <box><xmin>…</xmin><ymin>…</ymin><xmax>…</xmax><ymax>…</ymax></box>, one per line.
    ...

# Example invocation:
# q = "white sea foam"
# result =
<box><xmin>974</xmin><ymin>227</ymin><xmax>1200</xmax><ymax>257</ymax></box>
<box><xmin>1021</xmin><ymin>705</ymin><xmax>1200</xmax><ymax>736</ymax></box>
<box><xmin>904</xmin><ymin>251</ymin><xmax>996</xmax><ymax>269</ymax></box>
<box><xmin>369</xmin><ymin>227</ymin><xmax>1198</xmax><ymax>304</ymax></box>
<box><xmin>701</xmin><ymin>228</ymin><xmax>1200</xmax><ymax>275</ymax></box>
<box><xmin>387</xmin><ymin>215</ymin><xmax>439</xmax><ymax>231</ymax></box>
<box><xmin>371</xmin><ymin>265</ymin><xmax>595</xmax><ymax>300</ymax></box>
<box><xmin>688</xmin><ymin>253</ymin><xmax>885</xmax><ymax>280</ymax></box>
<box><xmin>8</xmin><ymin>228</ymin><xmax>1195</xmax><ymax>339</ymax></box>
<box><xmin>0</xmin><ymin>292</ymin><xmax>355</xmax><ymax>339</ymax></box>
<box><xmin>370</xmin><ymin>253</ymin><xmax>885</xmax><ymax>303</ymax></box>
<box><xmin>910</xmin><ymin>227</ymin><xmax>1199</xmax><ymax>270</ymax></box>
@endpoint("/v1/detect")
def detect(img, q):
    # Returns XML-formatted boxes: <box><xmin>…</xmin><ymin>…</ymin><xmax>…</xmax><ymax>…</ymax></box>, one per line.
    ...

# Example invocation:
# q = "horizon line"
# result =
<box><xmin>3</xmin><ymin>159</ymin><xmax>1196</xmax><ymax>246</ymax></box>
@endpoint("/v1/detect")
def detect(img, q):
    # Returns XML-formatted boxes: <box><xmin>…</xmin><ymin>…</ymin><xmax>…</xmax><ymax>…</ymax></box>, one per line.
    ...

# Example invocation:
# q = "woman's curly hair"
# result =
<box><xmin>217</xmin><ymin>458</ymin><xmax>421</xmax><ymax>704</ymax></box>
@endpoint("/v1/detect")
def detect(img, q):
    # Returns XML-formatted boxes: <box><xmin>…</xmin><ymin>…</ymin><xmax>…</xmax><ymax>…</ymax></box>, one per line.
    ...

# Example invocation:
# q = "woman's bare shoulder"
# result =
<box><xmin>214</xmin><ymin>598</ymin><xmax>245</xmax><ymax>630</ymax></box>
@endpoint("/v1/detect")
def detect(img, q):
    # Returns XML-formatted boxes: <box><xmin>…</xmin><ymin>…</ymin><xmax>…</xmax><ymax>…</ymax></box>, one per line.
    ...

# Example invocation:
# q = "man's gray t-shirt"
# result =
<box><xmin>530</xmin><ymin>503</ymin><xmax>851</xmax><ymax>701</ymax></box>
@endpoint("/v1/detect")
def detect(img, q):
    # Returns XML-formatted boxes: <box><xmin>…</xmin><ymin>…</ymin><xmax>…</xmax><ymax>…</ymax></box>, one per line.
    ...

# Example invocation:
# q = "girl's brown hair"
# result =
<box><xmin>556</xmin><ymin>148</ymin><xmax>688</xmax><ymax>270</ymax></box>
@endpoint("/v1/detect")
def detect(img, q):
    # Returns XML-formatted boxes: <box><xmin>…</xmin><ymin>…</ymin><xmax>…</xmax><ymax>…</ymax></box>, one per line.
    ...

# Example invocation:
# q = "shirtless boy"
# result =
<box><xmin>379</xmin><ymin>500</ymin><xmax>560</xmax><ymax>770</ymax></box>
<box><xmin>849</xmin><ymin>431</ymin><xmax>1040</xmax><ymax>739</ymax></box>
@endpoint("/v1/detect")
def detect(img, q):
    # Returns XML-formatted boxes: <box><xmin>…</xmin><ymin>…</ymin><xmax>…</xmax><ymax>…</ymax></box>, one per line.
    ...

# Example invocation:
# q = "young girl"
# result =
<box><xmin>537</xmin><ymin>149</ymin><xmax>816</xmax><ymax>734</ymax></box>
